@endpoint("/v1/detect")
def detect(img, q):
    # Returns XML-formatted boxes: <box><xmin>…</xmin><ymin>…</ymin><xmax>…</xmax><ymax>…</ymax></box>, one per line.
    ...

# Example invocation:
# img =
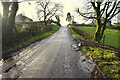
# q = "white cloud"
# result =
<box><xmin>3</xmin><ymin>0</ymin><xmax>119</xmax><ymax>26</ymax></box>
<box><xmin>17</xmin><ymin>2</ymin><xmax>38</xmax><ymax>21</ymax></box>
<box><xmin>0</xmin><ymin>1</ymin><xmax>87</xmax><ymax>26</ymax></box>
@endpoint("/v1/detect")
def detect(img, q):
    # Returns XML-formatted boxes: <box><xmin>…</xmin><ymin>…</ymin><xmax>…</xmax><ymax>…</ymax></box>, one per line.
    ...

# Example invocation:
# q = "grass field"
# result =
<box><xmin>75</xmin><ymin>26</ymin><xmax>119</xmax><ymax>48</ymax></box>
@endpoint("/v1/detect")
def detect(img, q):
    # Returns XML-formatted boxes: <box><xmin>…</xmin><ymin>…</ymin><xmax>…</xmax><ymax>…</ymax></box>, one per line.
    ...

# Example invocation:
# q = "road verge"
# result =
<box><xmin>2</xmin><ymin>25</ymin><xmax>60</xmax><ymax>59</ymax></box>
<box><xmin>69</xmin><ymin>25</ymin><xmax>120</xmax><ymax>79</ymax></box>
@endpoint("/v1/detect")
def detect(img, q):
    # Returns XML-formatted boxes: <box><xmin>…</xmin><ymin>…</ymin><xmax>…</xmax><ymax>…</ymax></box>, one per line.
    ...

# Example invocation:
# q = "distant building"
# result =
<box><xmin>16</xmin><ymin>14</ymin><xmax>33</xmax><ymax>22</ymax></box>
<box><xmin>114</xmin><ymin>22</ymin><xmax>120</xmax><ymax>25</ymax></box>
<box><xmin>114</xmin><ymin>22</ymin><xmax>120</xmax><ymax>26</ymax></box>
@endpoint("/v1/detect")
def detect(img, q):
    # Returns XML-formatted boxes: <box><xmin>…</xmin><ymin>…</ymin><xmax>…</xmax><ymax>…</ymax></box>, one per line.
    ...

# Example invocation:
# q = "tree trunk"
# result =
<box><xmin>2</xmin><ymin>2</ymin><xmax>10</xmax><ymax>37</ymax></box>
<box><xmin>2</xmin><ymin>2</ymin><xmax>18</xmax><ymax>49</ymax></box>
<box><xmin>44</xmin><ymin>11</ymin><xmax>47</xmax><ymax>26</ymax></box>
<box><xmin>101</xmin><ymin>20</ymin><xmax>107</xmax><ymax>36</ymax></box>
<box><xmin>94</xmin><ymin>19</ymin><xmax>107</xmax><ymax>43</ymax></box>
<box><xmin>94</xmin><ymin>3</ymin><xmax>102</xmax><ymax>42</ymax></box>
<box><xmin>44</xmin><ymin>20</ymin><xmax>47</xmax><ymax>26</ymax></box>
<box><xmin>8</xmin><ymin>2</ymin><xmax>18</xmax><ymax>33</ymax></box>
<box><xmin>94</xmin><ymin>18</ymin><xmax>102</xmax><ymax>42</ymax></box>
<box><xmin>2</xmin><ymin>2</ymin><xmax>10</xmax><ymax>48</ymax></box>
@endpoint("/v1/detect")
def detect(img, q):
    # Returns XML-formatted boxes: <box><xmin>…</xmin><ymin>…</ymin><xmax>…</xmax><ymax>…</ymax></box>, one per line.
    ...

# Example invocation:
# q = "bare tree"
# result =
<box><xmin>36</xmin><ymin>0</ymin><xmax>63</xmax><ymax>26</ymax></box>
<box><xmin>76</xmin><ymin>0</ymin><xmax>120</xmax><ymax>42</ymax></box>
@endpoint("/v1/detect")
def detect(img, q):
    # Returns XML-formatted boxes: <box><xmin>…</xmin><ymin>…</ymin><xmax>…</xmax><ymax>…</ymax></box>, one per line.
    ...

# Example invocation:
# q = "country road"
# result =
<box><xmin>2</xmin><ymin>26</ymin><xmax>97</xmax><ymax>78</ymax></box>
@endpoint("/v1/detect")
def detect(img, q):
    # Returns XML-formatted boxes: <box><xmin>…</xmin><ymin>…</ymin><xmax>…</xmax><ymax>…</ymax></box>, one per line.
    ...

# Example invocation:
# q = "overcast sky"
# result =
<box><xmin>15</xmin><ymin>0</ymin><xmax>86</xmax><ymax>26</ymax></box>
<box><xmin>0</xmin><ymin>0</ymin><xmax>119</xmax><ymax>26</ymax></box>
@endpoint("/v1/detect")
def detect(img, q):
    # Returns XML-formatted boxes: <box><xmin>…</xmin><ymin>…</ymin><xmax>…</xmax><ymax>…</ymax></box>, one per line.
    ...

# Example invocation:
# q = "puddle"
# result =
<box><xmin>1</xmin><ymin>45</ymin><xmax>39</xmax><ymax>78</ymax></box>
<box><xmin>1</xmin><ymin>57</ymin><xmax>21</xmax><ymax>78</ymax></box>
<box><xmin>1</xmin><ymin>52</ymin><xmax>33</xmax><ymax>78</ymax></box>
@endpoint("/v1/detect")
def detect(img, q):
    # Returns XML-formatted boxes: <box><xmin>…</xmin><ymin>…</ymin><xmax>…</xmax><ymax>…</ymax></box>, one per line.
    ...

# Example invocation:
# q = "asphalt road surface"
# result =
<box><xmin>2</xmin><ymin>26</ymin><xmax>91</xmax><ymax>78</ymax></box>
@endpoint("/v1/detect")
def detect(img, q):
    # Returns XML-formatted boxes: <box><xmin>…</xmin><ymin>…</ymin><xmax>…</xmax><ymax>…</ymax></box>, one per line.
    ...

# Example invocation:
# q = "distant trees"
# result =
<box><xmin>36</xmin><ymin>0</ymin><xmax>63</xmax><ymax>26</ymax></box>
<box><xmin>66</xmin><ymin>12</ymin><xmax>75</xmax><ymax>25</ymax></box>
<box><xmin>55</xmin><ymin>15</ymin><xmax>60</xmax><ymax>24</ymax></box>
<box><xmin>55</xmin><ymin>15</ymin><xmax>61</xmax><ymax>26</ymax></box>
<box><xmin>76</xmin><ymin>1</ymin><xmax>120</xmax><ymax>42</ymax></box>
<box><xmin>66</xmin><ymin>12</ymin><xmax>72</xmax><ymax>24</ymax></box>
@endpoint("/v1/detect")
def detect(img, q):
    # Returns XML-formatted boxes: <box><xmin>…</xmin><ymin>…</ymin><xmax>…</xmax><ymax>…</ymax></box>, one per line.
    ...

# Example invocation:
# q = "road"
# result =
<box><xmin>2</xmin><ymin>26</ymin><xmax>92</xmax><ymax>78</ymax></box>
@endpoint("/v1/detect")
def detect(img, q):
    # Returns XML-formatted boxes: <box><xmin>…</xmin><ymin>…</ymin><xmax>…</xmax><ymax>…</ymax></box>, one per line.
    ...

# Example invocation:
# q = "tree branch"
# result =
<box><xmin>91</xmin><ymin>2</ymin><xmax>97</xmax><ymax>9</ymax></box>
<box><xmin>108</xmin><ymin>10</ymin><xmax>120</xmax><ymax>21</ymax></box>
<box><xmin>107</xmin><ymin>2</ymin><xmax>116</xmax><ymax>16</ymax></box>
<box><xmin>107</xmin><ymin>1</ymin><xmax>120</xmax><ymax>20</ymax></box>
<box><xmin>76</xmin><ymin>8</ymin><xmax>96</xmax><ymax>19</ymax></box>
<box><xmin>100</xmin><ymin>2</ymin><xmax>107</xmax><ymax>17</ymax></box>
<box><xmin>106</xmin><ymin>2</ymin><xmax>112</xmax><ymax>17</ymax></box>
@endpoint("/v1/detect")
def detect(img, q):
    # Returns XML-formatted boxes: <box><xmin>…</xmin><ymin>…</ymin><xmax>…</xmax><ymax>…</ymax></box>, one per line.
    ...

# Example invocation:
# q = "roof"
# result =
<box><xmin>16</xmin><ymin>14</ymin><xmax>33</xmax><ymax>21</ymax></box>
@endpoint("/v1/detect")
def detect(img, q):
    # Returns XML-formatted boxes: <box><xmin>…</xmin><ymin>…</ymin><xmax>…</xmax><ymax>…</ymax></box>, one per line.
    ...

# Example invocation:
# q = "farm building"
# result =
<box><xmin>114</xmin><ymin>22</ymin><xmax>120</xmax><ymax>26</ymax></box>
<box><xmin>16</xmin><ymin>14</ymin><xmax>33</xmax><ymax>22</ymax></box>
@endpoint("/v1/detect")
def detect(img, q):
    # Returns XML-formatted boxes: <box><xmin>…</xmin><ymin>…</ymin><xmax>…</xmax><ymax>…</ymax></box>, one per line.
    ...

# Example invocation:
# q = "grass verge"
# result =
<box><xmin>4</xmin><ymin>25</ymin><xmax>60</xmax><ymax>55</ymax></box>
<box><xmin>69</xmin><ymin>25</ymin><xmax>120</xmax><ymax>78</ymax></box>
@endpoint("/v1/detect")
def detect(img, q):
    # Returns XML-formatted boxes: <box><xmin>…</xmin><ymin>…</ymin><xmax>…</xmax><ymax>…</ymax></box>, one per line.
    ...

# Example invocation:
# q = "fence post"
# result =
<box><xmin>103</xmin><ymin>35</ymin><xmax>105</xmax><ymax>45</ymax></box>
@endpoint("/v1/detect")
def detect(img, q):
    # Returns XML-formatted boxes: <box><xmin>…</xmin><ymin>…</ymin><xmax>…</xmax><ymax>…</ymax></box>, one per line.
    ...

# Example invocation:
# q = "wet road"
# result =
<box><xmin>2</xmin><ymin>26</ymin><xmax>92</xmax><ymax>78</ymax></box>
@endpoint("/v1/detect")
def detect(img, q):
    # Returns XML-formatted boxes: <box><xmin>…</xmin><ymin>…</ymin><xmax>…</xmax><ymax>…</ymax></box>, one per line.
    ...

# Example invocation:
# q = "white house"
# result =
<box><xmin>16</xmin><ymin>14</ymin><xmax>33</xmax><ymax>22</ymax></box>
